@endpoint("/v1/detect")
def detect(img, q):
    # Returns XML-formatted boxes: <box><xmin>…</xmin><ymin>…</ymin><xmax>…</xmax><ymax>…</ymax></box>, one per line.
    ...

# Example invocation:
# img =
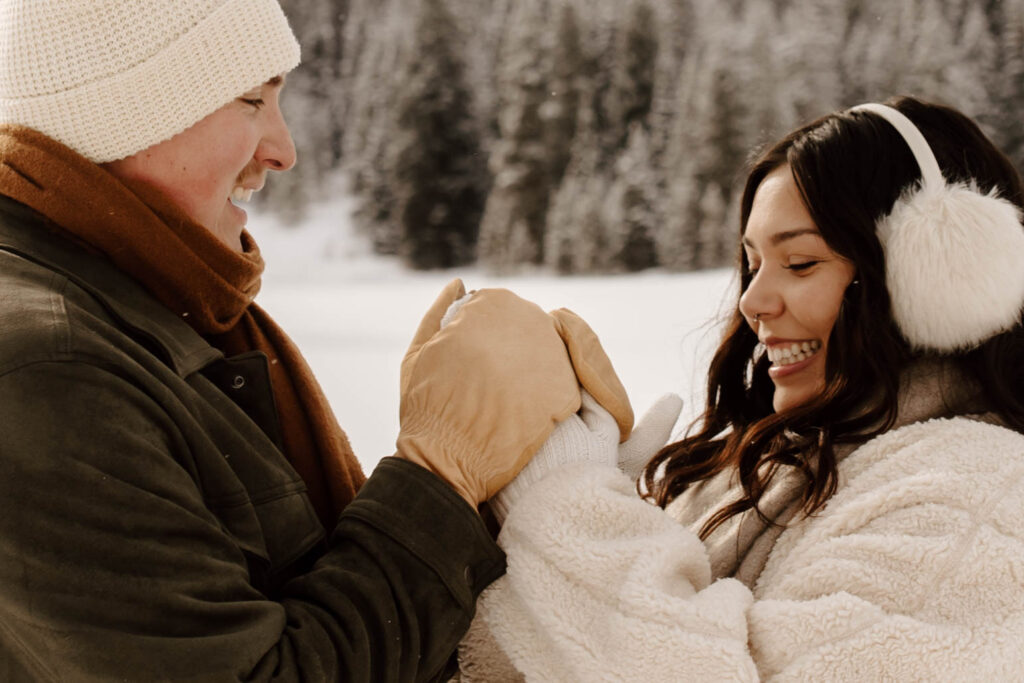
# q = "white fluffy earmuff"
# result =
<box><xmin>850</xmin><ymin>103</ymin><xmax>1024</xmax><ymax>351</ymax></box>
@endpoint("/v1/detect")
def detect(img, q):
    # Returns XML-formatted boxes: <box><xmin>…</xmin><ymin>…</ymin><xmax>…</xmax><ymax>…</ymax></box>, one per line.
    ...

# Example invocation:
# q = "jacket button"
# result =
<box><xmin>231</xmin><ymin>375</ymin><xmax>246</xmax><ymax>389</ymax></box>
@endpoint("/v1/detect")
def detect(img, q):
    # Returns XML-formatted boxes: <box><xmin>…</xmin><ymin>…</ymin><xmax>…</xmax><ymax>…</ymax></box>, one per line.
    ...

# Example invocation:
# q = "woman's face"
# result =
<box><xmin>739</xmin><ymin>165</ymin><xmax>857</xmax><ymax>412</ymax></box>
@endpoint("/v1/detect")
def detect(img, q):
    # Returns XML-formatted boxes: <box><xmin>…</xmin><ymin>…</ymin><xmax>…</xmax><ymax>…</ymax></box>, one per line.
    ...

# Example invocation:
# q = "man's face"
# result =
<box><xmin>102</xmin><ymin>77</ymin><xmax>295</xmax><ymax>252</ymax></box>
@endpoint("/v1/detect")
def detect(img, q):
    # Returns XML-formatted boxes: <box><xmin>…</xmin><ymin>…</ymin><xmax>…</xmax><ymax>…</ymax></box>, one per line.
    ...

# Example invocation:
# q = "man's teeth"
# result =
<box><xmin>767</xmin><ymin>340</ymin><xmax>821</xmax><ymax>366</ymax></box>
<box><xmin>231</xmin><ymin>187</ymin><xmax>254</xmax><ymax>203</ymax></box>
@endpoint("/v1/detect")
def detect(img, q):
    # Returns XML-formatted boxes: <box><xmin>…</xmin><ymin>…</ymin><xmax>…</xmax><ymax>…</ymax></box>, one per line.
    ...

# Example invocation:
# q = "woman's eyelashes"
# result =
<box><xmin>784</xmin><ymin>260</ymin><xmax>821</xmax><ymax>272</ymax></box>
<box><xmin>239</xmin><ymin>97</ymin><xmax>265</xmax><ymax>110</ymax></box>
<box><xmin>745</xmin><ymin>258</ymin><xmax>822</xmax><ymax>277</ymax></box>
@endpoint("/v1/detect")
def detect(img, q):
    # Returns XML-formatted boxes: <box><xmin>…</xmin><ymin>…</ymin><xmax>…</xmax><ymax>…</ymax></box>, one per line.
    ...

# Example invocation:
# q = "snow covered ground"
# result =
<box><xmin>248</xmin><ymin>198</ymin><xmax>736</xmax><ymax>473</ymax></box>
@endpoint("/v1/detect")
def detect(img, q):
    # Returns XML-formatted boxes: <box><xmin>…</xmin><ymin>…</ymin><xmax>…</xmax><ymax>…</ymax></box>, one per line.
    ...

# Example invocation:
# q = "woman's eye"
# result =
<box><xmin>785</xmin><ymin>261</ymin><xmax>820</xmax><ymax>272</ymax></box>
<box><xmin>240</xmin><ymin>98</ymin><xmax>265</xmax><ymax>109</ymax></box>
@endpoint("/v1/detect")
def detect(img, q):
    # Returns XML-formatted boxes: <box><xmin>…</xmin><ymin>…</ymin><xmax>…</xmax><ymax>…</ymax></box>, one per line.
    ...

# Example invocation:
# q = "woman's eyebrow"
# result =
<box><xmin>742</xmin><ymin>227</ymin><xmax>820</xmax><ymax>249</ymax></box>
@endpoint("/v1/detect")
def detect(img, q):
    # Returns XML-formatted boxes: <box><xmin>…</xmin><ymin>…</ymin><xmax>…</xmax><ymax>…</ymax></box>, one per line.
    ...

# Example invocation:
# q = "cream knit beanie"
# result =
<box><xmin>0</xmin><ymin>0</ymin><xmax>301</xmax><ymax>163</ymax></box>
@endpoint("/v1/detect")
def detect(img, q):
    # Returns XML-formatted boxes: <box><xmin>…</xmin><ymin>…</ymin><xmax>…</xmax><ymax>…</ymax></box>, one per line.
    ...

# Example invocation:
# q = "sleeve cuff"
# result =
<box><xmin>339</xmin><ymin>457</ymin><xmax>506</xmax><ymax>609</ymax></box>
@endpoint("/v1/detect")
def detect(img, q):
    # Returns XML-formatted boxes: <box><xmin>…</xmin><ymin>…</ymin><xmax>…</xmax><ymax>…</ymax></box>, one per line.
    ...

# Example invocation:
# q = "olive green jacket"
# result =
<box><xmin>0</xmin><ymin>195</ymin><xmax>505</xmax><ymax>682</ymax></box>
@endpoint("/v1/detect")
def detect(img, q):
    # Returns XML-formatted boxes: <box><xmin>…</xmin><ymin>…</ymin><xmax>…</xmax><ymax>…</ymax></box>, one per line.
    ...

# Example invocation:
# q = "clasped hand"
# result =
<box><xmin>395</xmin><ymin>279</ymin><xmax>635</xmax><ymax>509</ymax></box>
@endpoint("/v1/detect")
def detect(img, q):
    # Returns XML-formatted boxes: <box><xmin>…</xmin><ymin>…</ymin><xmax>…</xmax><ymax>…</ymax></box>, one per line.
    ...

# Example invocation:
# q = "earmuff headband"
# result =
<box><xmin>850</xmin><ymin>103</ymin><xmax>944</xmax><ymax>189</ymax></box>
<box><xmin>846</xmin><ymin>102</ymin><xmax>1024</xmax><ymax>352</ymax></box>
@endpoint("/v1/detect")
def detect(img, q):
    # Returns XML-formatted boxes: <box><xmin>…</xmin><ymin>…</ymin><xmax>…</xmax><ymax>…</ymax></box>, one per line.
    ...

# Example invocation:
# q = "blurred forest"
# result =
<box><xmin>269</xmin><ymin>0</ymin><xmax>1023</xmax><ymax>272</ymax></box>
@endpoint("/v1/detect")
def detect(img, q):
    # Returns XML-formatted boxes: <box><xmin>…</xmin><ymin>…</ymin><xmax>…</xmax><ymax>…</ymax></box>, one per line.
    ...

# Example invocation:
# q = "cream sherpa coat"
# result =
<box><xmin>459</xmin><ymin>403</ymin><xmax>1024</xmax><ymax>680</ymax></box>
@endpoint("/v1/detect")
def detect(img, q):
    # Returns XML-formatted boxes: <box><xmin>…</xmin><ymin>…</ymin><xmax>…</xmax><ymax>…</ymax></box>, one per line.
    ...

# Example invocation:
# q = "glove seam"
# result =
<box><xmin>400</xmin><ymin>405</ymin><xmax>483</xmax><ymax>459</ymax></box>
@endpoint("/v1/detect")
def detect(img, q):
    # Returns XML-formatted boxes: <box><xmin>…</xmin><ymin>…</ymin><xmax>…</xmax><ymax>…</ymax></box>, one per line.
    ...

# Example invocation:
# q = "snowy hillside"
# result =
<box><xmin>249</xmin><ymin>200</ymin><xmax>735</xmax><ymax>472</ymax></box>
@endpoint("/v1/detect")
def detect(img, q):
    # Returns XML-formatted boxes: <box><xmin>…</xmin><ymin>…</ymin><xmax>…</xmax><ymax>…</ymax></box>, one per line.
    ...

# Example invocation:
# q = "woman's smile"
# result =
<box><xmin>740</xmin><ymin>165</ymin><xmax>856</xmax><ymax>411</ymax></box>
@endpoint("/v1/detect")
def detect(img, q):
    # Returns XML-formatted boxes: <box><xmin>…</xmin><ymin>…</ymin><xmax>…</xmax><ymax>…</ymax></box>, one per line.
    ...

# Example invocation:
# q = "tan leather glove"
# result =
<box><xmin>396</xmin><ymin>279</ymin><xmax>582</xmax><ymax>508</ymax></box>
<box><xmin>550</xmin><ymin>308</ymin><xmax>634</xmax><ymax>441</ymax></box>
<box><xmin>440</xmin><ymin>297</ymin><xmax>635</xmax><ymax>440</ymax></box>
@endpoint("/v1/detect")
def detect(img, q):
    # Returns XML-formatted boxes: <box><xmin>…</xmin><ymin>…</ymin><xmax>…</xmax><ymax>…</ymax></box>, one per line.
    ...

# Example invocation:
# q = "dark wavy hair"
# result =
<box><xmin>643</xmin><ymin>96</ymin><xmax>1024</xmax><ymax>538</ymax></box>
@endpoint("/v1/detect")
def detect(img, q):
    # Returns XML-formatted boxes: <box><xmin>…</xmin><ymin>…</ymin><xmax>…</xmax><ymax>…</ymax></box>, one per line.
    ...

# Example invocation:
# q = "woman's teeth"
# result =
<box><xmin>767</xmin><ymin>340</ymin><xmax>821</xmax><ymax>366</ymax></box>
<box><xmin>231</xmin><ymin>187</ymin><xmax>254</xmax><ymax>203</ymax></box>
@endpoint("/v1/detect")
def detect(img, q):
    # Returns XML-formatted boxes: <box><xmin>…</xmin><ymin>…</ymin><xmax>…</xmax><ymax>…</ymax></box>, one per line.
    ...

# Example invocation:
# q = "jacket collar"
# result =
<box><xmin>0</xmin><ymin>194</ymin><xmax>221</xmax><ymax>376</ymax></box>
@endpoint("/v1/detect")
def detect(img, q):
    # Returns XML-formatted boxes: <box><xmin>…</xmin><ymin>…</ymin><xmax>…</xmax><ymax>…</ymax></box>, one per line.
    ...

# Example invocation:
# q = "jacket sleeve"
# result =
<box><xmin>458</xmin><ymin>418</ymin><xmax>1024</xmax><ymax>682</ymax></box>
<box><xmin>0</xmin><ymin>360</ymin><xmax>505</xmax><ymax>682</ymax></box>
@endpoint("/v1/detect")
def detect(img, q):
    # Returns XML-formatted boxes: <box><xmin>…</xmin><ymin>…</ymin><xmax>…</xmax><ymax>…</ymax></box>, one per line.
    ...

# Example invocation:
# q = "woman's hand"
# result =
<box><xmin>492</xmin><ymin>391</ymin><xmax>683</xmax><ymax>523</ymax></box>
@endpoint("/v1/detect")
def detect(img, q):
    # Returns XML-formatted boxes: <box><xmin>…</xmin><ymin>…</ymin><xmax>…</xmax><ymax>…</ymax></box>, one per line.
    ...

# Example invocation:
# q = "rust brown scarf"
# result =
<box><xmin>0</xmin><ymin>125</ymin><xmax>365</xmax><ymax>527</ymax></box>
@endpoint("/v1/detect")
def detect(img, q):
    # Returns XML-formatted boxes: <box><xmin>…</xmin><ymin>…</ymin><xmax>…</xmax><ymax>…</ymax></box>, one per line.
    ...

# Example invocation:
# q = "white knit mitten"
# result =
<box><xmin>491</xmin><ymin>391</ymin><xmax>618</xmax><ymax>523</ymax></box>
<box><xmin>617</xmin><ymin>393</ymin><xmax>683</xmax><ymax>482</ymax></box>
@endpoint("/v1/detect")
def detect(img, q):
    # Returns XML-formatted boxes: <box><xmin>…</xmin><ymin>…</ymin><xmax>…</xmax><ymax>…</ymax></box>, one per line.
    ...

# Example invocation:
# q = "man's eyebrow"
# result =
<box><xmin>742</xmin><ymin>228</ymin><xmax>820</xmax><ymax>249</ymax></box>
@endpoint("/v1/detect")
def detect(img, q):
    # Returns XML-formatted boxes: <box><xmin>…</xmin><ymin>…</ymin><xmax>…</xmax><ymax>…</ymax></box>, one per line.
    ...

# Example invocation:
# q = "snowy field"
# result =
<box><xmin>249</xmin><ymin>199</ymin><xmax>736</xmax><ymax>473</ymax></box>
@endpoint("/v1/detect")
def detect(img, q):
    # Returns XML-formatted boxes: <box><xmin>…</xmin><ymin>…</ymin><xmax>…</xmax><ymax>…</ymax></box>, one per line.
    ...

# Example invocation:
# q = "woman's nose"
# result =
<box><xmin>739</xmin><ymin>270</ymin><xmax>784</xmax><ymax>324</ymax></box>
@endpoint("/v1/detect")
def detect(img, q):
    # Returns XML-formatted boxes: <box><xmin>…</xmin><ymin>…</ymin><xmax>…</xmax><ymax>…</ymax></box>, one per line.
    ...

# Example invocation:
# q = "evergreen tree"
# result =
<box><xmin>581</xmin><ymin>7</ymin><xmax>622</xmax><ymax>170</ymax></box>
<box><xmin>951</xmin><ymin>2</ymin><xmax>997</xmax><ymax>117</ymax></box>
<box><xmin>608</xmin><ymin>0</ymin><xmax>659</xmax><ymax>149</ymax></box>
<box><xmin>262</xmin><ymin>0</ymin><xmax>351</xmax><ymax>221</ymax></box>
<box><xmin>694</xmin><ymin>182</ymin><xmax>729</xmax><ymax>269</ymax></box>
<box><xmin>545</xmin><ymin>171</ymin><xmax>611</xmax><ymax>273</ymax></box>
<box><xmin>605</xmin><ymin>124</ymin><xmax>659</xmax><ymax>271</ymax></box>
<box><xmin>730</xmin><ymin>2</ymin><xmax>785</xmax><ymax>147</ymax></box>
<box><xmin>673</xmin><ymin>47</ymin><xmax>747</xmax><ymax>269</ymax></box>
<box><xmin>839</xmin><ymin>0</ymin><xmax>903</xmax><ymax>103</ymax></box>
<box><xmin>775</xmin><ymin>0</ymin><xmax>843</xmax><ymax>128</ymax></box>
<box><xmin>357</xmin><ymin>135</ymin><xmax>401</xmax><ymax>254</ymax></box>
<box><xmin>901</xmin><ymin>0</ymin><xmax>982</xmax><ymax>106</ymax></box>
<box><xmin>992</xmin><ymin>0</ymin><xmax>1024</xmax><ymax>171</ymax></box>
<box><xmin>341</xmin><ymin>0</ymin><xmax>414</xmax><ymax>254</ymax></box>
<box><xmin>646</xmin><ymin>0</ymin><xmax>697</xmax><ymax>267</ymax></box>
<box><xmin>540</xmin><ymin>2</ymin><xmax>584</xmax><ymax>187</ymax></box>
<box><xmin>477</xmin><ymin>0</ymin><xmax>553</xmax><ymax>269</ymax></box>
<box><xmin>391</xmin><ymin>0</ymin><xmax>487</xmax><ymax>268</ymax></box>
<box><xmin>657</xmin><ymin>178</ymin><xmax>699</xmax><ymax>270</ymax></box>
<box><xmin>840</xmin><ymin>0</ymin><xmax>987</xmax><ymax>108</ymax></box>
<box><xmin>657</xmin><ymin>36</ymin><xmax>748</xmax><ymax>271</ymax></box>
<box><xmin>544</xmin><ymin>120</ymin><xmax>609</xmax><ymax>273</ymax></box>
<box><xmin>278</xmin><ymin>0</ymin><xmax>349</xmax><ymax>169</ymax></box>
<box><xmin>648</xmin><ymin>0</ymin><xmax>696</xmax><ymax>171</ymax></box>
<box><xmin>455</xmin><ymin>0</ymin><xmax>515</xmax><ymax>152</ymax></box>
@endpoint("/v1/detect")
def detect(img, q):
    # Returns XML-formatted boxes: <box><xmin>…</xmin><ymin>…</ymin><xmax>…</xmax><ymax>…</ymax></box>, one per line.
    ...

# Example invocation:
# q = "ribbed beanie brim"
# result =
<box><xmin>0</xmin><ymin>0</ymin><xmax>301</xmax><ymax>163</ymax></box>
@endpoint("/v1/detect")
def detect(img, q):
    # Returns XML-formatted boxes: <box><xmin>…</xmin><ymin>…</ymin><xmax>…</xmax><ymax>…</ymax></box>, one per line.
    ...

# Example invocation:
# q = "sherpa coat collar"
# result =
<box><xmin>668</xmin><ymin>357</ymin><xmax>994</xmax><ymax>587</ymax></box>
